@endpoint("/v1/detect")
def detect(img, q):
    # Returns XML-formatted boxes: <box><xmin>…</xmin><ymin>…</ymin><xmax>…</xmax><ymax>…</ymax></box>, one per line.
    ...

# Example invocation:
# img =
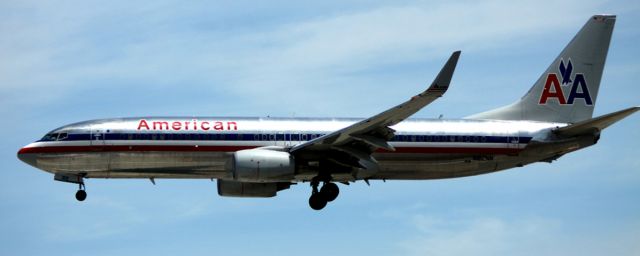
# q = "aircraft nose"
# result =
<box><xmin>17</xmin><ymin>147</ymin><xmax>37</xmax><ymax>167</ymax></box>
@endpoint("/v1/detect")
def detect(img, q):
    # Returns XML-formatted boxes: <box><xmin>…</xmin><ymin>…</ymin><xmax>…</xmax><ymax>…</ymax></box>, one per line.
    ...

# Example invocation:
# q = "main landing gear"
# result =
<box><xmin>308</xmin><ymin>180</ymin><xmax>340</xmax><ymax>210</ymax></box>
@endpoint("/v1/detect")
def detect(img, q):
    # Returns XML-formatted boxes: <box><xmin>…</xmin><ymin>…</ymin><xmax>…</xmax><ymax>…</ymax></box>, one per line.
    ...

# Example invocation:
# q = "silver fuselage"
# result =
<box><xmin>17</xmin><ymin>117</ymin><xmax>597</xmax><ymax>182</ymax></box>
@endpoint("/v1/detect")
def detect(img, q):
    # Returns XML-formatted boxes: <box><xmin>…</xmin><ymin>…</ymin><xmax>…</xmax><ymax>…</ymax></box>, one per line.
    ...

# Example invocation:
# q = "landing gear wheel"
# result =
<box><xmin>75</xmin><ymin>183</ymin><xmax>86</xmax><ymax>201</ymax></box>
<box><xmin>309</xmin><ymin>192</ymin><xmax>327</xmax><ymax>210</ymax></box>
<box><xmin>75</xmin><ymin>190</ymin><xmax>87</xmax><ymax>201</ymax></box>
<box><xmin>320</xmin><ymin>182</ymin><xmax>339</xmax><ymax>202</ymax></box>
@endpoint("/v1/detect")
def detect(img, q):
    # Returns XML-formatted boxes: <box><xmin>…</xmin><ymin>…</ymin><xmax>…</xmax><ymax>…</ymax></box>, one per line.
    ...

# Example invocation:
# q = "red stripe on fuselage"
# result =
<box><xmin>17</xmin><ymin>145</ymin><xmax>522</xmax><ymax>155</ymax></box>
<box><xmin>17</xmin><ymin>145</ymin><xmax>255</xmax><ymax>154</ymax></box>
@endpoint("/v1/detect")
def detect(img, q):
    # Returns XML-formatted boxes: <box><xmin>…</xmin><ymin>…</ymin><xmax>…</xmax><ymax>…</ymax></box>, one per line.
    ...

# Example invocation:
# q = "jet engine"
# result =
<box><xmin>228</xmin><ymin>148</ymin><xmax>295</xmax><ymax>182</ymax></box>
<box><xmin>217</xmin><ymin>180</ymin><xmax>291</xmax><ymax>197</ymax></box>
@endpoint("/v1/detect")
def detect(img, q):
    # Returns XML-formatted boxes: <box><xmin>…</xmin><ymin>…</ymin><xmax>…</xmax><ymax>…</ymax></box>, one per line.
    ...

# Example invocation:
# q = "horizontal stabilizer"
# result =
<box><xmin>555</xmin><ymin>106</ymin><xmax>640</xmax><ymax>137</ymax></box>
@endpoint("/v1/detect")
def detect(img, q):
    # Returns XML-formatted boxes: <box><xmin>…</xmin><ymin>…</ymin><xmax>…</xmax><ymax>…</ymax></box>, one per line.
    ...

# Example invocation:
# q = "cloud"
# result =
<box><xmin>400</xmin><ymin>216</ymin><xmax>557</xmax><ymax>255</ymax></box>
<box><xmin>398</xmin><ymin>214</ymin><xmax>640</xmax><ymax>256</ymax></box>
<box><xmin>0</xmin><ymin>0</ymin><xmax>607</xmax><ymax>116</ymax></box>
<box><xmin>208</xmin><ymin>0</ymin><xmax>603</xmax><ymax>109</ymax></box>
<box><xmin>42</xmin><ymin>196</ymin><xmax>146</xmax><ymax>242</ymax></box>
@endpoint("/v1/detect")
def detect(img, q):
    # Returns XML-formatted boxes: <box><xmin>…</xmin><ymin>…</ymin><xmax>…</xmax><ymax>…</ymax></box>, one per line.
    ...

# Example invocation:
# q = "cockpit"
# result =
<box><xmin>40</xmin><ymin>132</ymin><xmax>68</xmax><ymax>141</ymax></box>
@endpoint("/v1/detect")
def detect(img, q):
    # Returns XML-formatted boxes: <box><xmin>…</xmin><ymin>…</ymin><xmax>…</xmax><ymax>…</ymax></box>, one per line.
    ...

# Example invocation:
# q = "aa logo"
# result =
<box><xmin>538</xmin><ymin>59</ymin><xmax>593</xmax><ymax>105</ymax></box>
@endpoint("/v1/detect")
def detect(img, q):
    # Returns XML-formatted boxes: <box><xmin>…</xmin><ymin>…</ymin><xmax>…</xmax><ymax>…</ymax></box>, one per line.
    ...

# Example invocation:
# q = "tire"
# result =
<box><xmin>75</xmin><ymin>190</ymin><xmax>87</xmax><ymax>201</ymax></box>
<box><xmin>308</xmin><ymin>192</ymin><xmax>327</xmax><ymax>210</ymax></box>
<box><xmin>320</xmin><ymin>183</ymin><xmax>339</xmax><ymax>202</ymax></box>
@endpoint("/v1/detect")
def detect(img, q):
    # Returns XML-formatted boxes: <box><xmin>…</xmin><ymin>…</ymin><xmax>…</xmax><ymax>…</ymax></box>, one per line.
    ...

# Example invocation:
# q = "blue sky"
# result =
<box><xmin>1</xmin><ymin>0</ymin><xmax>639</xmax><ymax>255</ymax></box>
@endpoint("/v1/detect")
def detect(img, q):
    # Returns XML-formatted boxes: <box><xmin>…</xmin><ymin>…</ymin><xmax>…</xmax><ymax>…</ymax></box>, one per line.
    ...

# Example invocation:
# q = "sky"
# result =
<box><xmin>1</xmin><ymin>0</ymin><xmax>639</xmax><ymax>255</ymax></box>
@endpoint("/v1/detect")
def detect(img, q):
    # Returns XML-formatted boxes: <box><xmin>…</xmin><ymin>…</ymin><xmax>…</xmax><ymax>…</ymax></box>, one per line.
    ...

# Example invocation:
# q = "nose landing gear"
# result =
<box><xmin>75</xmin><ymin>183</ymin><xmax>87</xmax><ymax>201</ymax></box>
<box><xmin>54</xmin><ymin>173</ymin><xmax>87</xmax><ymax>202</ymax></box>
<box><xmin>308</xmin><ymin>179</ymin><xmax>340</xmax><ymax>210</ymax></box>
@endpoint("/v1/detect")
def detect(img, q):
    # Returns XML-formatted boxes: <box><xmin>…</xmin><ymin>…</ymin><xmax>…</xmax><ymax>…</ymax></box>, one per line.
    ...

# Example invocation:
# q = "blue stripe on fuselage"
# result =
<box><xmin>39</xmin><ymin>133</ymin><xmax>533</xmax><ymax>144</ymax></box>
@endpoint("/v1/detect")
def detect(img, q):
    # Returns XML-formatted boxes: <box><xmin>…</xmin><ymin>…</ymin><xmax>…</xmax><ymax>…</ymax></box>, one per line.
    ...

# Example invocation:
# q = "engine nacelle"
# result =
<box><xmin>228</xmin><ymin>148</ymin><xmax>295</xmax><ymax>182</ymax></box>
<box><xmin>217</xmin><ymin>180</ymin><xmax>291</xmax><ymax>198</ymax></box>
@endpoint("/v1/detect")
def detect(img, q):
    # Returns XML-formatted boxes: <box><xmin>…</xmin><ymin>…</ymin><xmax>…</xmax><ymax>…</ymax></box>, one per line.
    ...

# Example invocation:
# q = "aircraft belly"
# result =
<box><xmin>370</xmin><ymin>138</ymin><xmax>595</xmax><ymax>180</ymax></box>
<box><xmin>375</xmin><ymin>158</ymin><xmax>484</xmax><ymax>180</ymax></box>
<box><xmin>372</xmin><ymin>153</ymin><xmax>528</xmax><ymax>180</ymax></box>
<box><xmin>35</xmin><ymin>152</ymin><xmax>111</xmax><ymax>173</ymax></box>
<box><xmin>34</xmin><ymin>151</ymin><xmax>231</xmax><ymax>179</ymax></box>
<box><xmin>108</xmin><ymin>151</ymin><xmax>229</xmax><ymax>172</ymax></box>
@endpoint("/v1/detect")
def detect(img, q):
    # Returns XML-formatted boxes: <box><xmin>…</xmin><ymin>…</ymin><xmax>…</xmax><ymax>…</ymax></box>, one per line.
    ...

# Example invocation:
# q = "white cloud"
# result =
<box><xmin>42</xmin><ymin>196</ymin><xmax>146</xmax><ymax>242</ymax></box>
<box><xmin>398</xmin><ymin>214</ymin><xmax>640</xmax><ymax>256</ymax></box>
<box><xmin>0</xmin><ymin>0</ymin><xmax>608</xmax><ymax>115</ymax></box>
<box><xmin>218</xmin><ymin>0</ymin><xmax>602</xmax><ymax>98</ymax></box>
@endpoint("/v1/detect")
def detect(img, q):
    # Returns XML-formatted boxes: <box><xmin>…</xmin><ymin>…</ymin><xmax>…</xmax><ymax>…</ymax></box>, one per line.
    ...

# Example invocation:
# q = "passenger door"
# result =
<box><xmin>274</xmin><ymin>131</ymin><xmax>285</xmax><ymax>147</ymax></box>
<box><xmin>90</xmin><ymin>127</ymin><xmax>106</xmax><ymax>148</ymax></box>
<box><xmin>506</xmin><ymin>134</ymin><xmax>520</xmax><ymax>149</ymax></box>
<box><xmin>88</xmin><ymin>126</ymin><xmax>111</xmax><ymax>171</ymax></box>
<box><xmin>275</xmin><ymin>131</ymin><xmax>294</xmax><ymax>147</ymax></box>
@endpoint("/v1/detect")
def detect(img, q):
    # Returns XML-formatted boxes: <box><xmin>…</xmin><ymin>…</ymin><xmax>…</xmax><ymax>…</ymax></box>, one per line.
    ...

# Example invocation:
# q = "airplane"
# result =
<box><xmin>17</xmin><ymin>14</ymin><xmax>638</xmax><ymax>210</ymax></box>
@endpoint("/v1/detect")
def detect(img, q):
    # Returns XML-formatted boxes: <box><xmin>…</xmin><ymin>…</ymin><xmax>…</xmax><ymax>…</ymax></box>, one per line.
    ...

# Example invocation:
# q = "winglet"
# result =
<box><xmin>290</xmin><ymin>51</ymin><xmax>461</xmax><ymax>154</ymax></box>
<box><xmin>426</xmin><ymin>51</ymin><xmax>461</xmax><ymax>94</ymax></box>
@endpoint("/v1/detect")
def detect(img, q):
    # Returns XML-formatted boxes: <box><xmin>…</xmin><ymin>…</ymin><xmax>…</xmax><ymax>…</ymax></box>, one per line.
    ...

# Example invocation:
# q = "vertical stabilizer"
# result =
<box><xmin>467</xmin><ymin>15</ymin><xmax>616</xmax><ymax>123</ymax></box>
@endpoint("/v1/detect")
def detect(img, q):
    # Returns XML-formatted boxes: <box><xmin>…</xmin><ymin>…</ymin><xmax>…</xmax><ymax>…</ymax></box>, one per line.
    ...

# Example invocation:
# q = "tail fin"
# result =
<box><xmin>467</xmin><ymin>15</ymin><xmax>616</xmax><ymax>123</ymax></box>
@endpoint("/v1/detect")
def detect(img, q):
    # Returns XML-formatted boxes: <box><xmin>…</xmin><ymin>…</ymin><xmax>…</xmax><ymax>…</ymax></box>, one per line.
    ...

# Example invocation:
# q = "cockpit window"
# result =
<box><xmin>57</xmin><ymin>133</ymin><xmax>68</xmax><ymax>141</ymax></box>
<box><xmin>42</xmin><ymin>133</ymin><xmax>58</xmax><ymax>141</ymax></box>
<box><xmin>41</xmin><ymin>132</ymin><xmax>69</xmax><ymax>141</ymax></box>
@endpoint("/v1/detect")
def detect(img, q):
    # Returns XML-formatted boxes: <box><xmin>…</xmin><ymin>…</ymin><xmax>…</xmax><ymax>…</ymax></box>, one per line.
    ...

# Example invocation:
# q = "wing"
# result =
<box><xmin>290</xmin><ymin>51</ymin><xmax>460</xmax><ymax>177</ymax></box>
